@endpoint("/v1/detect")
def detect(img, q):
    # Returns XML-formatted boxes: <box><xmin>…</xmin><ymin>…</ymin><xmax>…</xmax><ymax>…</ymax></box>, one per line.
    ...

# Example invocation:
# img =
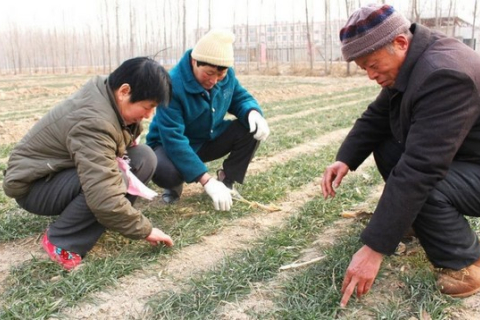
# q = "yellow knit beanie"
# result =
<box><xmin>191</xmin><ymin>29</ymin><xmax>235</xmax><ymax>67</ymax></box>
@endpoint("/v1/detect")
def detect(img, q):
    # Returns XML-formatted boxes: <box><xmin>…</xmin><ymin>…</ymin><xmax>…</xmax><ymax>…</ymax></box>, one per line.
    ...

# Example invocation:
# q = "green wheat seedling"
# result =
<box><xmin>142</xmin><ymin>168</ymin><xmax>383</xmax><ymax>320</ymax></box>
<box><xmin>263</xmin><ymin>86</ymin><xmax>379</xmax><ymax>118</ymax></box>
<box><xmin>0</xmin><ymin>144</ymin><xmax>340</xmax><ymax>319</ymax></box>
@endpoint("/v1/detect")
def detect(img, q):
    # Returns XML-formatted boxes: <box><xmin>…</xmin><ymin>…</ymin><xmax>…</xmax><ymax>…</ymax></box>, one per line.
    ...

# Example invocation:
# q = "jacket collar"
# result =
<box><xmin>102</xmin><ymin>77</ymin><xmax>140</xmax><ymax>140</ymax></box>
<box><xmin>178</xmin><ymin>49</ymin><xmax>230</xmax><ymax>94</ymax></box>
<box><xmin>393</xmin><ymin>23</ymin><xmax>432</xmax><ymax>92</ymax></box>
<box><xmin>102</xmin><ymin>77</ymin><xmax>128</xmax><ymax>129</ymax></box>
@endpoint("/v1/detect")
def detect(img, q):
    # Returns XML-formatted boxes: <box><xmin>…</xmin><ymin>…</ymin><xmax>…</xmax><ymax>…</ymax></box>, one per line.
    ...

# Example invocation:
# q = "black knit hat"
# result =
<box><xmin>339</xmin><ymin>4</ymin><xmax>411</xmax><ymax>62</ymax></box>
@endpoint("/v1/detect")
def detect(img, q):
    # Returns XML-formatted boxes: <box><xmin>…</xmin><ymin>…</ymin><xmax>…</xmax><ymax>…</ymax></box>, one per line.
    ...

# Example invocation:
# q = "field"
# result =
<box><xmin>1</xmin><ymin>74</ymin><xmax>480</xmax><ymax>319</ymax></box>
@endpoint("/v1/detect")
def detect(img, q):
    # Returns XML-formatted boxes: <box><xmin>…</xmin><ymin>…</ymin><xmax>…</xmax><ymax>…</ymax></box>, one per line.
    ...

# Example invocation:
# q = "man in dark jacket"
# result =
<box><xmin>321</xmin><ymin>4</ymin><xmax>480</xmax><ymax>307</ymax></box>
<box><xmin>146</xmin><ymin>29</ymin><xmax>270</xmax><ymax>211</ymax></box>
<box><xmin>3</xmin><ymin>57</ymin><xmax>174</xmax><ymax>270</ymax></box>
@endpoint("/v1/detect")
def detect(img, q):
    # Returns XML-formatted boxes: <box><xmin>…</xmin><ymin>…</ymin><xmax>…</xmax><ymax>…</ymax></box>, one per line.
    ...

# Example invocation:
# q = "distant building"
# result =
<box><xmin>193</xmin><ymin>15</ymin><xmax>479</xmax><ymax>66</ymax></box>
<box><xmin>418</xmin><ymin>16</ymin><xmax>479</xmax><ymax>49</ymax></box>
<box><xmin>195</xmin><ymin>20</ymin><xmax>346</xmax><ymax>66</ymax></box>
<box><xmin>229</xmin><ymin>20</ymin><xmax>345</xmax><ymax>64</ymax></box>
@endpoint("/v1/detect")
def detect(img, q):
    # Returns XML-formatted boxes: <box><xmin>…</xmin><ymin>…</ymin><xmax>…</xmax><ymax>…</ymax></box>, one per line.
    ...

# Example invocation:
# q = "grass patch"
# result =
<box><xmin>143</xmin><ymin>167</ymin><xmax>382</xmax><ymax>319</ymax></box>
<box><xmin>0</xmin><ymin>143</ymin><xmax>15</xmax><ymax>158</ymax></box>
<box><xmin>262</xmin><ymin>86</ymin><xmax>378</xmax><ymax>118</ymax></box>
<box><xmin>1</xmin><ymin>76</ymin><xmax>458</xmax><ymax>319</ymax></box>
<box><xmin>273</xmin><ymin>234</ymin><xmax>362</xmax><ymax>320</ymax></box>
<box><xmin>0</xmin><ymin>245</ymin><xmax>166</xmax><ymax>319</ymax></box>
<box><xmin>0</xmin><ymin>143</ymin><xmax>341</xmax><ymax>319</ymax></box>
<box><xmin>255</xmin><ymin>102</ymin><xmax>367</xmax><ymax>157</ymax></box>
<box><xmin>0</xmin><ymin>209</ymin><xmax>54</xmax><ymax>241</ymax></box>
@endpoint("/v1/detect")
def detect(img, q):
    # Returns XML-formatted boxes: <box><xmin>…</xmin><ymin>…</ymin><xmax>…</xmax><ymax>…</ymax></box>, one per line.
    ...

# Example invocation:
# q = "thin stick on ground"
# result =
<box><xmin>279</xmin><ymin>256</ymin><xmax>326</xmax><ymax>271</ymax></box>
<box><xmin>231</xmin><ymin>190</ymin><xmax>282</xmax><ymax>212</ymax></box>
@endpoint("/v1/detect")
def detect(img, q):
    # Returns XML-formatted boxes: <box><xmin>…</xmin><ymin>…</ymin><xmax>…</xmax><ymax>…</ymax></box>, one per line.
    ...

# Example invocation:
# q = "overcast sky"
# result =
<box><xmin>0</xmin><ymin>0</ymin><xmax>478</xmax><ymax>32</ymax></box>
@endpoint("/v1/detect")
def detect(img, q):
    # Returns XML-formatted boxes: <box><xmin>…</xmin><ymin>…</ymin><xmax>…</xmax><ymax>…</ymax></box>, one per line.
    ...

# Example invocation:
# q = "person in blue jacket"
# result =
<box><xmin>146</xmin><ymin>29</ymin><xmax>270</xmax><ymax>211</ymax></box>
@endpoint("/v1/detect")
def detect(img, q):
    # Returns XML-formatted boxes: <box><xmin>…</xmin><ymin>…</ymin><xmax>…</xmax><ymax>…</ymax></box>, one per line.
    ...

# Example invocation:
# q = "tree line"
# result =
<box><xmin>0</xmin><ymin>0</ymin><xmax>476</xmax><ymax>76</ymax></box>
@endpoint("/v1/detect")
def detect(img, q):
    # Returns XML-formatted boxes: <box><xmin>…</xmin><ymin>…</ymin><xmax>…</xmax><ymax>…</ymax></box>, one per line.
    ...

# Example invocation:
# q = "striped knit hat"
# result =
<box><xmin>339</xmin><ymin>4</ymin><xmax>411</xmax><ymax>62</ymax></box>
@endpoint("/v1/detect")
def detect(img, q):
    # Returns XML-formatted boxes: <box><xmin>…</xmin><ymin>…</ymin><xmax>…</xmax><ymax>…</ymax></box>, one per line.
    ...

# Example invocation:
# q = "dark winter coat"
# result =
<box><xmin>336</xmin><ymin>24</ymin><xmax>480</xmax><ymax>255</ymax></box>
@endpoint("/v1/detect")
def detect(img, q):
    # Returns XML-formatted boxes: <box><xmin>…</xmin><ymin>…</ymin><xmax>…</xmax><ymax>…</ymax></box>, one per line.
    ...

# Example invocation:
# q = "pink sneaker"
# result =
<box><xmin>42</xmin><ymin>232</ymin><xmax>82</xmax><ymax>270</ymax></box>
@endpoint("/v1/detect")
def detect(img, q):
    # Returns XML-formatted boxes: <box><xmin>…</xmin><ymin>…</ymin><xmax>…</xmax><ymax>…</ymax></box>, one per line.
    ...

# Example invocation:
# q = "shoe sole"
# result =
<box><xmin>445</xmin><ymin>285</ymin><xmax>480</xmax><ymax>298</ymax></box>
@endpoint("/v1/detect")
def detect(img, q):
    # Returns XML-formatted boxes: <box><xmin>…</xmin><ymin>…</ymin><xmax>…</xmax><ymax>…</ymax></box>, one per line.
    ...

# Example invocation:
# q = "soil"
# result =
<box><xmin>1</xmin><ymin>74</ymin><xmax>479</xmax><ymax>319</ymax></box>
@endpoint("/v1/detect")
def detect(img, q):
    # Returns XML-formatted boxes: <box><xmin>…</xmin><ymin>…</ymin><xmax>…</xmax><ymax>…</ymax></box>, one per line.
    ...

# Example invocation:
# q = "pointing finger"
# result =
<box><xmin>340</xmin><ymin>279</ymin><xmax>357</xmax><ymax>308</ymax></box>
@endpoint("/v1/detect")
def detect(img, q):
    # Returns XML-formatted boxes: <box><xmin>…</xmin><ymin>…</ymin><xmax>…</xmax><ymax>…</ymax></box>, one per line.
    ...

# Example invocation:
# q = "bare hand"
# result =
<box><xmin>145</xmin><ymin>227</ymin><xmax>174</xmax><ymax>247</ymax></box>
<box><xmin>321</xmin><ymin>161</ymin><xmax>349</xmax><ymax>199</ymax></box>
<box><xmin>340</xmin><ymin>245</ymin><xmax>383</xmax><ymax>307</ymax></box>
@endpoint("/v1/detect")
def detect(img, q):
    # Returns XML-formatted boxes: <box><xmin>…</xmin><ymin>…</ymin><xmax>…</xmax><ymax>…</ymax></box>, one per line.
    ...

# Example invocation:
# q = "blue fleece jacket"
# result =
<box><xmin>146</xmin><ymin>49</ymin><xmax>262</xmax><ymax>183</ymax></box>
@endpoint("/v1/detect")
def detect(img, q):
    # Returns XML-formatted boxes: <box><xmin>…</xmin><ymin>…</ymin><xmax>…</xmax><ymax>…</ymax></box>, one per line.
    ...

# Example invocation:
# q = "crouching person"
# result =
<box><xmin>2</xmin><ymin>57</ymin><xmax>174</xmax><ymax>270</ymax></box>
<box><xmin>321</xmin><ymin>4</ymin><xmax>480</xmax><ymax>306</ymax></box>
<box><xmin>146</xmin><ymin>29</ymin><xmax>270</xmax><ymax>210</ymax></box>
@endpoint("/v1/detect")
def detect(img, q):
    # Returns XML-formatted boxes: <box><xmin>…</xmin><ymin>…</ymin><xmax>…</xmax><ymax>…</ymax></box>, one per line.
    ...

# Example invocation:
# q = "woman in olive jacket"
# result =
<box><xmin>3</xmin><ymin>57</ymin><xmax>174</xmax><ymax>270</ymax></box>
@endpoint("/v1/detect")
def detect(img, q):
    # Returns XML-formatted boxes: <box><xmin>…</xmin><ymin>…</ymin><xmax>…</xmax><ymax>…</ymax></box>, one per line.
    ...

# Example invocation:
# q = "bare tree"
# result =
<box><xmin>273</xmin><ymin>1</ymin><xmax>279</xmax><ymax>67</ymax></box>
<box><xmin>305</xmin><ymin>0</ymin><xmax>313</xmax><ymax>71</ymax></box>
<box><xmin>84</xmin><ymin>26</ymin><xmax>94</xmax><ymax>73</ymax></box>
<box><xmin>62</xmin><ymin>13</ymin><xmax>68</xmax><ymax>73</ymax></box>
<box><xmin>343</xmin><ymin>0</ymin><xmax>356</xmax><ymax>76</ymax></box>
<box><xmin>291</xmin><ymin>0</ymin><xmax>296</xmax><ymax>69</ymax></box>
<box><xmin>175</xmin><ymin>1</ymin><xmax>182</xmax><ymax>59</ymax></box>
<box><xmin>182</xmin><ymin>0</ymin><xmax>187</xmax><ymax>53</ymax></box>
<box><xmin>48</xmin><ymin>28</ymin><xmax>57</xmax><ymax>74</ymax></box>
<box><xmin>208</xmin><ymin>0</ymin><xmax>212</xmax><ymax>30</ymax></box>
<box><xmin>71</xmin><ymin>30</ymin><xmax>77</xmax><ymax>73</ymax></box>
<box><xmin>452</xmin><ymin>0</ymin><xmax>458</xmax><ymax>36</ymax></box>
<box><xmin>145</xmin><ymin>3</ymin><xmax>150</xmax><ymax>55</ymax></box>
<box><xmin>472</xmin><ymin>0</ymin><xmax>478</xmax><ymax>49</ymax></box>
<box><xmin>409</xmin><ymin>0</ymin><xmax>421</xmax><ymax>23</ymax></box>
<box><xmin>104</xmin><ymin>0</ymin><xmax>112</xmax><ymax>72</ymax></box>
<box><xmin>7</xmin><ymin>24</ymin><xmax>21</xmax><ymax>74</ymax></box>
<box><xmin>163</xmin><ymin>0</ymin><xmax>169</xmax><ymax>63</ymax></box>
<box><xmin>3</xmin><ymin>0</ymin><xmax>451</xmax><ymax>75</ymax></box>
<box><xmin>196</xmin><ymin>0</ymin><xmax>201</xmax><ymax>41</ymax></box>
<box><xmin>445</xmin><ymin>0</ymin><xmax>454</xmax><ymax>36</ymax></box>
<box><xmin>246</xmin><ymin>0</ymin><xmax>250</xmax><ymax>74</ymax></box>
<box><xmin>255</xmin><ymin>3</ymin><xmax>261</xmax><ymax>72</ymax></box>
<box><xmin>324</xmin><ymin>0</ymin><xmax>331</xmax><ymax>75</ymax></box>
<box><xmin>99</xmin><ymin>8</ymin><xmax>107</xmax><ymax>74</ymax></box>
<box><xmin>129</xmin><ymin>0</ymin><xmax>135</xmax><ymax>57</ymax></box>
<box><xmin>115</xmin><ymin>0</ymin><xmax>120</xmax><ymax>65</ymax></box>
<box><xmin>434</xmin><ymin>0</ymin><xmax>440</xmax><ymax>28</ymax></box>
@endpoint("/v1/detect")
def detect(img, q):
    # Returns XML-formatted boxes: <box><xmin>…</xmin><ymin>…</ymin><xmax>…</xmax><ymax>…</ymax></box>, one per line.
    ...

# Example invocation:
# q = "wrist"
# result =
<box><xmin>201</xmin><ymin>177</ymin><xmax>212</xmax><ymax>187</ymax></box>
<box><xmin>199</xmin><ymin>173</ymin><xmax>212</xmax><ymax>186</ymax></box>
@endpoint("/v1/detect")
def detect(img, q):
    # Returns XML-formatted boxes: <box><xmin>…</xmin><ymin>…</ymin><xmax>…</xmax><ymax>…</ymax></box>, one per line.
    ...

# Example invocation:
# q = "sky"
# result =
<box><xmin>0</xmin><ymin>0</ymin><xmax>478</xmax><ymax>33</ymax></box>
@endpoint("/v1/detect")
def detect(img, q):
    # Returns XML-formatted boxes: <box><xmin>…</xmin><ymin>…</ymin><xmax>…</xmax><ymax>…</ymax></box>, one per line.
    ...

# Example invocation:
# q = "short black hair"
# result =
<box><xmin>196</xmin><ymin>60</ymin><xmax>228</xmax><ymax>72</ymax></box>
<box><xmin>108</xmin><ymin>57</ymin><xmax>172</xmax><ymax>106</ymax></box>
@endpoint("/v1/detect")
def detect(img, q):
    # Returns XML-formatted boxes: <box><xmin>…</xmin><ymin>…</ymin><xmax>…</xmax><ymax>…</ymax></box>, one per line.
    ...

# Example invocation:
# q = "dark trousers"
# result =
<box><xmin>152</xmin><ymin>120</ymin><xmax>259</xmax><ymax>188</ymax></box>
<box><xmin>374</xmin><ymin>138</ymin><xmax>480</xmax><ymax>269</ymax></box>
<box><xmin>16</xmin><ymin>145</ymin><xmax>156</xmax><ymax>256</ymax></box>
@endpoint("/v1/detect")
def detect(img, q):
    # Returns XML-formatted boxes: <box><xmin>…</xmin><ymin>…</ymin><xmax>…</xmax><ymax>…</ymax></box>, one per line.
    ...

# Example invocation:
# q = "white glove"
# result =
<box><xmin>203</xmin><ymin>178</ymin><xmax>233</xmax><ymax>211</ymax></box>
<box><xmin>248</xmin><ymin>110</ymin><xmax>270</xmax><ymax>141</ymax></box>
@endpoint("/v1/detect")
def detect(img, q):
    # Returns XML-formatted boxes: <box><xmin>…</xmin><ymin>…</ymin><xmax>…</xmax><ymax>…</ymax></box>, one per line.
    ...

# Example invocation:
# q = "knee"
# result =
<box><xmin>152</xmin><ymin>163</ymin><xmax>183</xmax><ymax>188</ymax></box>
<box><xmin>128</xmin><ymin>145</ymin><xmax>157</xmax><ymax>180</ymax></box>
<box><xmin>139</xmin><ymin>145</ymin><xmax>157</xmax><ymax>171</ymax></box>
<box><xmin>416</xmin><ymin>187</ymin><xmax>451</xmax><ymax>222</ymax></box>
<box><xmin>425</xmin><ymin>181</ymin><xmax>453</xmax><ymax>209</ymax></box>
